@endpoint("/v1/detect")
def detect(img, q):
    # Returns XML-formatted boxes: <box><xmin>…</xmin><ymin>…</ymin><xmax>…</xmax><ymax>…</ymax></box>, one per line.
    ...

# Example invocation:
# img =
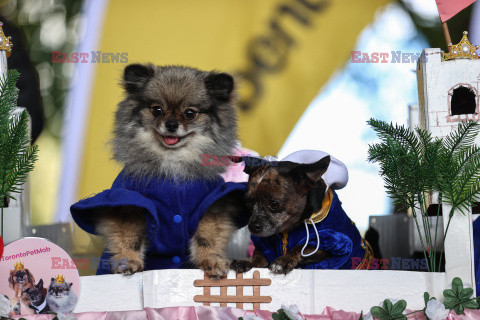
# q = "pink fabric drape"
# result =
<box><xmin>10</xmin><ymin>306</ymin><xmax>480</xmax><ymax>320</ymax></box>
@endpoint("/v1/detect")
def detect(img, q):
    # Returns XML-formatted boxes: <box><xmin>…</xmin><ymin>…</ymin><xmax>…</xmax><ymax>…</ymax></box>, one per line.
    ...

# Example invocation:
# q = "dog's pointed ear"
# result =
<box><xmin>205</xmin><ymin>72</ymin><xmax>234</xmax><ymax>102</ymax></box>
<box><xmin>69</xmin><ymin>282</ymin><xmax>73</xmax><ymax>289</ymax></box>
<box><xmin>299</xmin><ymin>156</ymin><xmax>330</xmax><ymax>183</ymax></box>
<box><xmin>122</xmin><ymin>63</ymin><xmax>155</xmax><ymax>94</ymax></box>
<box><xmin>26</xmin><ymin>269</ymin><xmax>35</xmax><ymax>284</ymax></box>
<box><xmin>8</xmin><ymin>270</ymin><xmax>14</xmax><ymax>286</ymax></box>
<box><xmin>37</xmin><ymin>279</ymin><xmax>43</xmax><ymax>289</ymax></box>
<box><xmin>230</xmin><ymin>156</ymin><xmax>265</xmax><ymax>175</ymax></box>
<box><xmin>50</xmin><ymin>278</ymin><xmax>55</xmax><ymax>283</ymax></box>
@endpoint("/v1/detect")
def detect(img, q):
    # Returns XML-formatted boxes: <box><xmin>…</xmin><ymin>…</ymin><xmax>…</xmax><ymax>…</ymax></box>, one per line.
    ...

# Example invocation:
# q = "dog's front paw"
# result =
<box><xmin>198</xmin><ymin>254</ymin><xmax>230</xmax><ymax>278</ymax></box>
<box><xmin>269</xmin><ymin>256</ymin><xmax>297</xmax><ymax>275</ymax></box>
<box><xmin>230</xmin><ymin>259</ymin><xmax>253</xmax><ymax>273</ymax></box>
<box><xmin>112</xmin><ymin>256</ymin><xmax>144</xmax><ymax>275</ymax></box>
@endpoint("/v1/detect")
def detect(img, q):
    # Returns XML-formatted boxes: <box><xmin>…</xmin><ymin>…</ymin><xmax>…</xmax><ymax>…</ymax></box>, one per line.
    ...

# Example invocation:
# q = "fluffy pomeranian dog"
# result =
<box><xmin>71</xmin><ymin>64</ymin><xmax>249</xmax><ymax>277</ymax></box>
<box><xmin>46</xmin><ymin>278</ymin><xmax>77</xmax><ymax>314</ymax></box>
<box><xmin>113</xmin><ymin>65</ymin><xmax>238</xmax><ymax>180</ymax></box>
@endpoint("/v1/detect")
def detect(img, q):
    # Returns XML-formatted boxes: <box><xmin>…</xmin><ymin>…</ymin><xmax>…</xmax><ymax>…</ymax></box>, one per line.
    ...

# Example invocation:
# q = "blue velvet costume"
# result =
<box><xmin>474</xmin><ymin>218</ymin><xmax>480</xmax><ymax>296</ymax></box>
<box><xmin>251</xmin><ymin>191</ymin><xmax>366</xmax><ymax>269</ymax></box>
<box><xmin>70</xmin><ymin>170</ymin><xmax>247</xmax><ymax>275</ymax></box>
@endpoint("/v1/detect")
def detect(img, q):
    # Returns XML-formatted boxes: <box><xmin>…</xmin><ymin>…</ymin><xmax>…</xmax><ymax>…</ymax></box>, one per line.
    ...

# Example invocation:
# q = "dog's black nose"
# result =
<box><xmin>165</xmin><ymin>118</ymin><xmax>179</xmax><ymax>133</ymax></box>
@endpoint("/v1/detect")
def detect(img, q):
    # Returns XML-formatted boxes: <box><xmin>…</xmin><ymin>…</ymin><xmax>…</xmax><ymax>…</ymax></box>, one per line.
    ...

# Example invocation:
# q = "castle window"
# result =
<box><xmin>450</xmin><ymin>86</ymin><xmax>476</xmax><ymax>115</ymax></box>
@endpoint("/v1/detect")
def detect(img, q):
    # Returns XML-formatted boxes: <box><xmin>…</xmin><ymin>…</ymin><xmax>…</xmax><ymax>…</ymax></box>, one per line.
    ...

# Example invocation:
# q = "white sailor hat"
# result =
<box><xmin>282</xmin><ymin>150</ymin><xmax>348</xmax><ymax>190</ymax></box>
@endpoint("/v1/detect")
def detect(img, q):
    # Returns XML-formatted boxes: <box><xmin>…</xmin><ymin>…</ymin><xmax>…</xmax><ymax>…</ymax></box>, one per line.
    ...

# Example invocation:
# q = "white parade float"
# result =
<box><xmin>1</xmin><ymin>22</ymin><xmax>479</xmax><ymax>316</ymax></box>
<box><xmin>74</xmin><ymin>34</ymin><xmax>480</xmax><ymax>314</ymax></box>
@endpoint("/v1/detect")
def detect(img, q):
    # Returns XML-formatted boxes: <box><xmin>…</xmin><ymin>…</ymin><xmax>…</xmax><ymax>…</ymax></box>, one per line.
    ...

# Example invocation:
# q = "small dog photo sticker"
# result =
<box><xmin>0</xmin><ymin>237</ymin><xmax>80</xmax><ymax>316</ymax></box>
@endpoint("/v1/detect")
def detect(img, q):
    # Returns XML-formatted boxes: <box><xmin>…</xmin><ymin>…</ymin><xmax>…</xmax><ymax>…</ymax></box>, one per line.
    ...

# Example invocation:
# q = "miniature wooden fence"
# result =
<box><xmin>193</xmin><ymin>270</ymin><xmax>272</xmax><ymax>310</ymax></box>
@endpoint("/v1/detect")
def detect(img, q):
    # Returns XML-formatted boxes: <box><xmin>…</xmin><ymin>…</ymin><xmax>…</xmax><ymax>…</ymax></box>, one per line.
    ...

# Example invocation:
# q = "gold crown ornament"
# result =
<box><xmin>0</xmin><ymin>22</ymin><xmax>12</xmax><ymax>57</ymax></box>
<box><xmin>14</xmin><ymin>262</ymin><xmax>24</xmax><ymax>271</ymax></box>
<box><xmin>442</xmin><ymin>31</ymin><xmax>479</xmax><ymax>61</ymax></box>
<box><xmin>55</xmin><ymin>275</ymin><xmax>65</xmax><ymax>284</ymax></box>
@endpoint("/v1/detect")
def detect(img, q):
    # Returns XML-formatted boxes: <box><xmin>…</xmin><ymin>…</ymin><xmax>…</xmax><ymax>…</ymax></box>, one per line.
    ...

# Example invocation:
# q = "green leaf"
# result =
<box><xmin>274</xmin><ymin>309</ymin><xmax>289</xmax><ymax>320</ymax></box>
<box><xmin>454</xmin><ymin>303</ymin><xmax>465</xmax><ymax>315</ymax></box>
<box><xmin>463</xmin><ymin>299</ymin><xmax>480</xmax><ymax>309</ymax></box>
<box><xmin>383</xmin><ymin>299</ymin><xmax>393</xmax><ymax>313</ymax></box>
<box><xmin>452</xmin><ymin>277</ymin><xmax>463</xmax><ymax>292</ymax></box>
<box><xmin>443</xmin><ymin>289</ymin><xmax>456</xmax><ymax>299</ymax></box>
<box><xmin>423</xmin><ymin>292</ymin><xmax>430</xmax><ymax>306</ymax></box>
<box><xmin>370</xmin><ymin>306</ymin><xmax>389</xmax><ymax>318</ymax></box>
<box><xmin>460</xmin><ymin>287</ymin><xmax>474</xmax><ymax>300</ymax></box>
<box><xmin>391</xmin><ymin>300</ymin><xmax>407</xmax><ymax>315</ymax></box>
<box><xmin>443</xmin><ymin>299</ymin><xmax>457</xmax><ymax>310</ymax></box>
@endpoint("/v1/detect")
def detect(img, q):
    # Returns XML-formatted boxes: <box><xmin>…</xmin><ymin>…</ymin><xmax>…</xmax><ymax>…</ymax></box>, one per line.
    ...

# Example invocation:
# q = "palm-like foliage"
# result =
<box><xmin>0</xmin><ymin>70</ymin><xmax>39</xmax><ymax>238</ymax></box>
<box><xmin>438</xmin><ymin>121</ymin><xmax>480</xmax><ymax>215</ymax></box>
<box><xmin>367</xmin><ymin>118</ymin><xmax>480</xmax><ymax>272</ymax></box>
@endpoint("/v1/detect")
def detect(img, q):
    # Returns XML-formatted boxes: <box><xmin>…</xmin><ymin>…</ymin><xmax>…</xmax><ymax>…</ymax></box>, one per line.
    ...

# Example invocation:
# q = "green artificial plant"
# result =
<box><xmin>367</xmin><ymin>118</ymin><xmax>480</xmax><ymax>272</ymax></box>
<box><xmin>0</xmin><ymin>70</ymin><xmax>38</xmax><ymax>239</ymax></box>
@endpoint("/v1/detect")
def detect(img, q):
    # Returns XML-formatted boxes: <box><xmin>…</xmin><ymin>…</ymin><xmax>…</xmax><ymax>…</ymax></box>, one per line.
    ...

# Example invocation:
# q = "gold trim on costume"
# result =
<box><xmin>279</xmin><ymin>190</ymin><xmax>374</xmax><ymax>269</ymax></box>
<box><xmin>282</xmin><ymin>230</ymin><xmax>289</xmax><ymax>255</ymax></box>
<box><xmin>308</xmin><ymin>188</ymin><xmax>333</xmax><ymax>224</ymax></box>
<box><xmin>355</xmin><ymin>239</ymin><xmax>374</xmax><ymax>270</ymax></box>
<box><xmin>281</xmin><ymin>189</ymin><xmax>333</xmax><ymax>255</ymax></box>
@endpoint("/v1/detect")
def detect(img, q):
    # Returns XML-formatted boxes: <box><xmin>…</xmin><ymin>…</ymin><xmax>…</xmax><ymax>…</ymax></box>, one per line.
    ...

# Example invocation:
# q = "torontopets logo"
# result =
<box><xmin>350</xmin><ymin>51</ymin><xmax>428</xmax><ymax>64</ymax></box>
<box><xmin>51</xmin><ymin>51</ymin><xmax>128</xmax><ymax>63</ymax></box>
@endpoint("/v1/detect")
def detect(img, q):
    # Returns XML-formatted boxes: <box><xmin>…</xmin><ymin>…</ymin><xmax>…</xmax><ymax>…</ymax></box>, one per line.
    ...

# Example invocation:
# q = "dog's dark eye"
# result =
<box><xmin>183</xmin><ymin>108</ymin><xmax>197</xmax><ymax>120</ymax></box>
<box><xmin>268</xmin><ymin>199</ymin><xmax>280</xmax><ymax>211</ymax></box>
<box><xmin>151</xmin><ymin>105</ymin><xmax>165</xmax><ymax>117</ymax></box>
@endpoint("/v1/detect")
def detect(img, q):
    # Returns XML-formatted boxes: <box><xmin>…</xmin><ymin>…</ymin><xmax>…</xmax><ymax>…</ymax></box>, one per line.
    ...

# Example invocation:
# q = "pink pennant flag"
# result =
<box><xmin>436</xmin><ymin>0</ymin><xmax>477</xmax><ymax>22</ymax></box>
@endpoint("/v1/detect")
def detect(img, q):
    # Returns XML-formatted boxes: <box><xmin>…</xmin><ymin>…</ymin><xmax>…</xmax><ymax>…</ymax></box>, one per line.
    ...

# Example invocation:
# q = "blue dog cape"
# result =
<box><xmin>251</xmin><ymin>189</ymin><xmax>366</xmax><ymax>269</ymax></box>
<box><xmin>474</xmin><ymin>217</ymin><xmax>480</xmax><ymax>296</ymax></box>
<box><xmin>70</xmin><ymin>170</ymin><xmax>247</xmax><ymax>275</ymax></box>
